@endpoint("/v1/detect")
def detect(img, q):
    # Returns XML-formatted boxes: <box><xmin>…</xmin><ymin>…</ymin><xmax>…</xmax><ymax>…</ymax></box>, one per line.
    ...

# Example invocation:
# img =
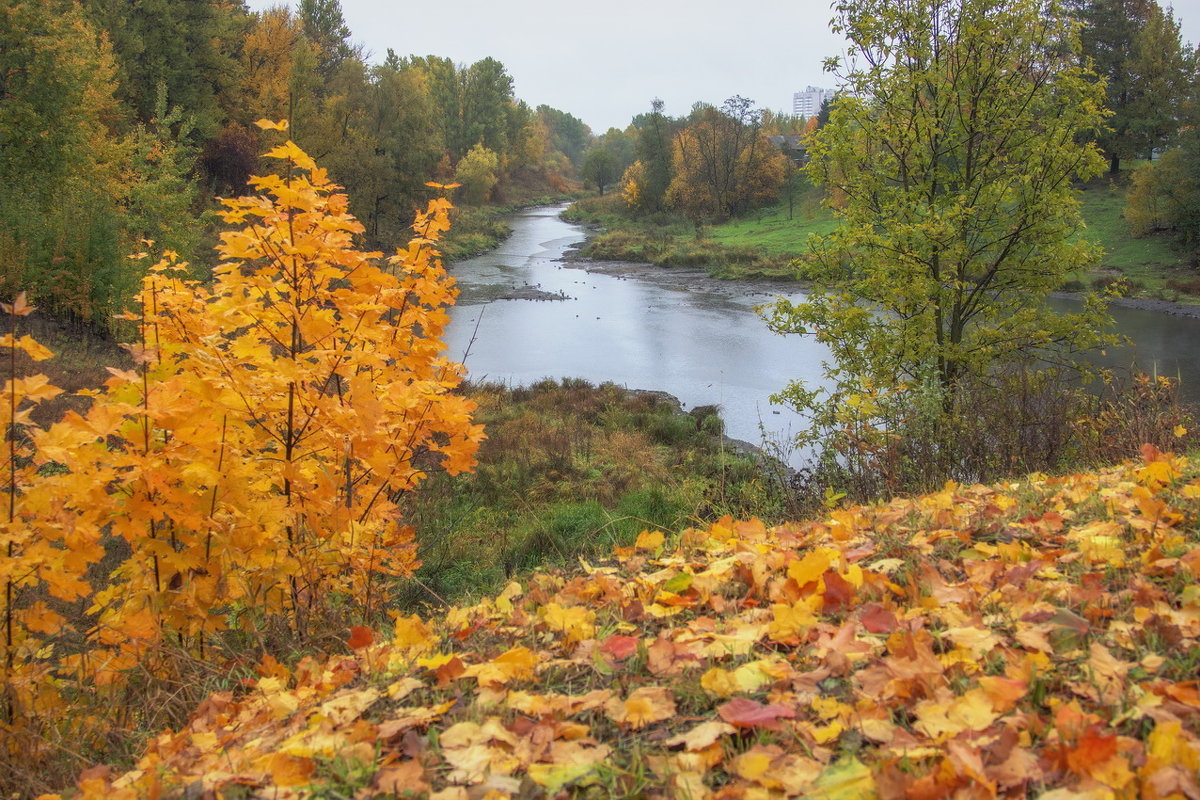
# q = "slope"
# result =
<box><xmin>64</xmin><ymin>446</ymin><xmax>1200</xmax><ymax>799</ymax></box>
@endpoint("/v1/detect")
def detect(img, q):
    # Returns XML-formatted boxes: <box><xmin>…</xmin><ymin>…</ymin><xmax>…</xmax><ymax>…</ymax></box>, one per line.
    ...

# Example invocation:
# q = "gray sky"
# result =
<box><xmin>245</xmin><ymin>0</ymin><xmax>1200</xmax><ymax>134</ymax></box>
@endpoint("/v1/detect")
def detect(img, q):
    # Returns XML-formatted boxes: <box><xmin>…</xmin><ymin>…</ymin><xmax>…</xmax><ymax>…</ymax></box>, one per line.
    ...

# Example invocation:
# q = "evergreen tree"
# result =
<box><xmin>1077</xmin><ymin>0</ymin><xmax>1192</xmax><ymax>172</ymax></box>
<box><xmin>298</xmin><ymin>0</ymin><xmax>354</xmax><ymax>84</ymax></box>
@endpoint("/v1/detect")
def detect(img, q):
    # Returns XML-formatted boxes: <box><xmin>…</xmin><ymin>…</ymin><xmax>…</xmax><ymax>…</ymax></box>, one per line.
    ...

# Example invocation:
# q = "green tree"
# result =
<box><xmin>407</xmin><ymin>55</ymin><xmax>463</xmax><ymax>158</ymax></box>
<box><xmin>81</xmin><ymin>0</ymin><xmax>246</xmax><ymax>138</ymax></box>
<box><xmin>628</xmin><ymin>99</ymin><xmax>675</xmax><ymax>213</ymax></box>
<box><xmin>598</xmin><ymin>126</ymin><xmax>637</xmax><ymax>174</ymax></box>
<box><xmin>406</xmin><ymin>55</ymin><xmax>518</xmax><ymax>163</ymax></box>
<box><xmin>1077</xmin><ymin>0</ymin><xmax>1192</xmax><ymax>173</ymax></box>
<box><xmin>461</xmin><ymin>57</ymin><xmax>515</xmax><ymax>157</ymax></box>
<box><xmin>298</xmin><ymin>0</ymin><xmax>355</xmax><ymax>84</ymax></box>
<box><xmin>0</xmin><ymin>0</ymin><xmax>129</xmax><ymax>319</ymax></box>
<box><xmin>582</xmin><ymin>148</ymin><xmax>619</xmax><ymax>195</ymax></box>
<box><xmin>1124</xmin><ymin>53</ymin><xmax>1200</xmax><ymax>259</ymax></box>
<box><xmin>357</xmin><ymin>61</ymin><xmax>443</xmax><ymax>242</ymax></box>
<box><xmin>762</xmin><ymin>0</ymin><xmax>1112</xmax><ymax>470</ymax></box>
<box><xmin>537</xmin><ymin>105</ymin><xmax>590</xmax><ymax>168</ymax></box>
<box><xmin>454</xmin><ymin>143</ymin><xmax>500</xmax><ymax>204</ymax></box>
<box><xmin>118</xmin><ymin>87</ymin><xmax>202</xmax><ymax>262</ymax></box>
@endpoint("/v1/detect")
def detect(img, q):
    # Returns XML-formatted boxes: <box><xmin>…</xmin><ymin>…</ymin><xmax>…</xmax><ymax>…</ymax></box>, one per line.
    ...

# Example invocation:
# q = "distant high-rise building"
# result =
<box><xmin>793</xmin><ymin>86</ymin><xmax>832</xmax><ymax>118</ymax></box>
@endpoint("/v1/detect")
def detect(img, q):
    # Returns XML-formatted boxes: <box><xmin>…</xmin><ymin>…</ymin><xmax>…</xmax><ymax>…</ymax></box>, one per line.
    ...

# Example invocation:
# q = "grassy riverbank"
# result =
<box><xmin>1068</xmin><ymin>177</ymin><xmax>1199</xmax><ymax>300</ymax></box>
<box><xmin>566</xmin><ymin>178</ymin><xmax>1197</xmax><ymax>295</ymax></box>
<box><xmin>562</xmin><ymin>185</ymin><xmax>836</xmax><ymax>280</ymax></box>
<box><xmin>398</xmin><ymin>378</ymin><xmax>791</xmax><ymax>606</ymax></box>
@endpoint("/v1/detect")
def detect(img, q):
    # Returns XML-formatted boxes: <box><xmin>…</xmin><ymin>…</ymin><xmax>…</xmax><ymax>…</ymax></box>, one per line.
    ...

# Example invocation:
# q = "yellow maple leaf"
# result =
<box><xmin>539</xmin><ymin>602</ymin><xmax>596</xmax><ymax>642</ymax></box>
<box><xmin>605</xmin><ymin>686</ymin><xmax>676</xmax><ymax>729</ymax></box>
<box><xmin>731</xmin><ymin>745</ymin><xmax>780</xmax><ymax>784</ymax></box>
<box><xmin>788</xmin><ymin>547</ymin><xmax>834</xmax><ymax>587</ymax></box>
<box><xmin>465</xmin><ymin>646</ymin><xmax>538</xmax><ymax>688</ymax></box>
<box><xmin>913</xmin><ymin>688</ymin><xmax>998</xmax><ymax>741</ymax></box>
<box><xmin>256</xmin><ymin>753</ymin><xmax>314</xmax><ymax>787</ymax></box>
<box><xmin>769</xmin><ymin>595</ymin><xmax>821</xmax><ymax>642</ymax></box>
<box><xmin>393</xmin><ymin>615</ymin><xmax>435</xmax><ymax>652</ymax></box>
<box><xmin>635</xmin><ymin>529</ymin><xmax>664</xmax><ymax>551</ymax></box>
<box><xmin>700</xmin><ymin>667</ymin><xmax>741</xmax><ymax>698</ymax></box>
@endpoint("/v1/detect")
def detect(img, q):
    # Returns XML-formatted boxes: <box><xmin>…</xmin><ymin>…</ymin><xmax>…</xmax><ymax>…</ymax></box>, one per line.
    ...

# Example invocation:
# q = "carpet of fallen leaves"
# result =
<box><xmin>62</xmin><ymin>445</ymin><xmax>1200</xmax><ymax>799</ymax></box>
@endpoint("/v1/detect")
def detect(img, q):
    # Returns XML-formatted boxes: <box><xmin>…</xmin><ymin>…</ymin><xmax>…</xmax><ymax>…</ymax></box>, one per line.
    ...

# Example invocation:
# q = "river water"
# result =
<box><xmin>444</xmin><ymin>204</ymin><xmax>1200</xmax><ymax>465</ymax></box>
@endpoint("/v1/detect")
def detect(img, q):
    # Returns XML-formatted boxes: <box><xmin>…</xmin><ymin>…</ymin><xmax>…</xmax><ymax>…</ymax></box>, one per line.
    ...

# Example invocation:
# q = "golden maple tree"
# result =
<box><xmin>1</xmin><ymin>127</ymin><xmax>482</xmax><ymax>749</ymax></box>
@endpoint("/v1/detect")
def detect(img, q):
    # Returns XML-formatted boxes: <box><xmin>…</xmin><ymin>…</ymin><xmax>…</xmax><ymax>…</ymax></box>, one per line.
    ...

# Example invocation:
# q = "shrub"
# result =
<box><xmin>1165</xmin><ymin>277</ymin><xmax>1200</xmax><ymax>296</ymax></box>
<box><xmin>1092</xmin><ymin>275</ymin><xmax>1144</xmax><ymax>296</ymax></box>
<box><xmin>0</xmin><ymin>133</ymin><xmax>482</xmax><ymax>785</ymax></box>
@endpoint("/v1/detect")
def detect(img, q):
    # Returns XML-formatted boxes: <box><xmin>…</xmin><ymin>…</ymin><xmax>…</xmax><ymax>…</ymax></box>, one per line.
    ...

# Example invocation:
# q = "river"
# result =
<box><xmin>444</xmin><ymin>204</ymin><xmax>1200</xmax><ymax>465</ymax></box>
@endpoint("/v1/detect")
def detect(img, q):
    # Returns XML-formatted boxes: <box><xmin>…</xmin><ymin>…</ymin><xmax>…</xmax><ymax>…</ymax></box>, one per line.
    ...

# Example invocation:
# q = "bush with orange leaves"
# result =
<box><xmin>0</xmin><ymin>125</ymin><xmax>482</xmax><ymax>771</ymax></box>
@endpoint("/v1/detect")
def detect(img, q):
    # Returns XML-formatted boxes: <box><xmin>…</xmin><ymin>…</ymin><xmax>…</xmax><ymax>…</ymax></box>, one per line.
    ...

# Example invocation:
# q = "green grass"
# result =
<box><xmin>569</xmin><ymin>175</ymin><xmax>1197</xmax><ymax>295</ymax></box>
<box><xmin>1073</xmin><ymin>177</ymin><xmax>1195</xmax><ymax>296</ymax></box>
<box><xmin>706</xmin><ymin>197</ymin><xmax>838</xmax><ymax>256</ymax></box>
<box><xmin>566</xmin><ymin>188</ymin><xmax>835</xmax><ymax>279</ymax></box>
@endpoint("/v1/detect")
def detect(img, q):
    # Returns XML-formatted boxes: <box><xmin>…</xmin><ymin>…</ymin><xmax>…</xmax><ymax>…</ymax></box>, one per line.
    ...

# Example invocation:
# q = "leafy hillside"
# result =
<box><xmin>65</xmin><ymin>445</ymin><xmax>1200</xmax><ymax>799</ymax></box>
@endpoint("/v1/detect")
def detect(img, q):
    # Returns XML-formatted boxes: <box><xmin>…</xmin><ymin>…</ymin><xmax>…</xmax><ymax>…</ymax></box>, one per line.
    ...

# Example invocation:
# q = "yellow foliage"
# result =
<box><xmin>1</xmin><ymin>137</ymin><xmax>481</xmax><ymax>755</ymax></box>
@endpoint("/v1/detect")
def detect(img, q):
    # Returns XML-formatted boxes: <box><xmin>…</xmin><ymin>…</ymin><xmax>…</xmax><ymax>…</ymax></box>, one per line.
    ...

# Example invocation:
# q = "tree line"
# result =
<box><xmin>571</xmin><ymin>0</ymin><xmax>1199</xmax><ymax>258</ymax></box>
<box><xmin>578</xmin><ymin>97</ymin><xmax>809</xmax><ymax>226</ymax></box>
<box><xmin>0</xmin><ymin>0</ymin><xmax>593</xmax><ymax>323</ymax></box>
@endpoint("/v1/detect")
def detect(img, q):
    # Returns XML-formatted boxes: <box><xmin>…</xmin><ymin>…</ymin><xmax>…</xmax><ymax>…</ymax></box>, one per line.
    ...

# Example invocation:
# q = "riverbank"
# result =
<box><xmin>1098</xmin><ymin>292</ymin><xmax>1200</xmax><ymax>320</ymax></box>
<box><xmin>564</xmin><ymin>178</ymin><xmax>1198</xmax><ymax>298</ymax></box>
<box><xmin>561</xmin><ymin>193</ymin><xmax>828</xmax><ymax>279</ymax></box>
<box><xmin>401</xmin><ymin>379</ymin><xmax>795</xmax><ymax>607</ymax></box>
<box><xmin>559</xmin><ymin>253</ymin><xmax>802</xmax><ymax>300</ymax></box>
<box><xmin>563</xmin><ymin>237</ymin><xmax>1200</xmax><ymax>321</ymax></box>
<box><xmin>562</xmin><ymin>252</ymin><xmax>1200</xmax><ymax>321</ymax></box>
<box><xmin>441</xmin><ymin>193</ymin><xmax>584</xmax><ymax>261</ymax></box>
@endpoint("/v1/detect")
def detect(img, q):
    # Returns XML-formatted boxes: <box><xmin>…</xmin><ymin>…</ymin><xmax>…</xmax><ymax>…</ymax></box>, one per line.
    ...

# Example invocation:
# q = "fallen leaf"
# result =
<box><xmin>605</xmin><ymin>686</ymin><xmax>676</xmax><ymax>729</ymax></box>
<box><xmin>718</xmin><ymin>697</ymin><xmax>797</xmax><ymax>731</ymax></box>
<box><xmin>665</xmin><ymin>720</ymin><xmax>736</xmax><ymax>751</ymax></box>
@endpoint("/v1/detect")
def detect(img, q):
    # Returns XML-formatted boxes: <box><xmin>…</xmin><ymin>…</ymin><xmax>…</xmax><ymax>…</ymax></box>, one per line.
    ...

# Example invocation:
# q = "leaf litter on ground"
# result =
<box><xmin>55</xmin><ymin>443</ymin><xmax>1200</xmax><ymax>799</ymax></box>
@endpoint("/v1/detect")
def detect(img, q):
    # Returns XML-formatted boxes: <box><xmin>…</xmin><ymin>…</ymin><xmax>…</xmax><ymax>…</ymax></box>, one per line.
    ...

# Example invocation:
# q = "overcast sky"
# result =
<box><xmin>244</xmin><ymin>0</ymin><xmax>1200</xmax><ymax>134</ymax></box>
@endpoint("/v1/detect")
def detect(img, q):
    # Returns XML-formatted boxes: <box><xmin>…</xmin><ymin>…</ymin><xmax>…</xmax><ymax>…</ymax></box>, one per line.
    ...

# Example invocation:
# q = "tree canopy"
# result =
<box><xmin>1076</xmin><ymin>0</ymin><xmax>1194</xmax><ymax>173</ymax></box>
<box><xmin>763</xmin><ymin>0</ymin><xmax>1114</xmax><ymax>468</ymax></box>
<box><xmin>666</xmin><ymin>96</ymin><xmax>788</xmax><ymax>223</ymax></box>
<box><xmin>0</xmin><ymin>0</ymin><xmax>594</xmax><ymax>321</ymax></box>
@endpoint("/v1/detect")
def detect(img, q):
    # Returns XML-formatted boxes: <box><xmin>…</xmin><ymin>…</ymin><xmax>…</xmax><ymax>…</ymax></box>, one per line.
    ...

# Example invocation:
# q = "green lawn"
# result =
<box><xmin>1075</xmin><ymin>179</ymin><xmax>1190</xmax><ymax>288</ymax></box>
<box><xmin>707</xmin><ymin>199</ymin><xmax>838</xmax><ymax>256</ymax></box>
<box><xmin>570</xmin><ymin>178</ymin><xmax>1194</xmax><ymax>293</ymax></box>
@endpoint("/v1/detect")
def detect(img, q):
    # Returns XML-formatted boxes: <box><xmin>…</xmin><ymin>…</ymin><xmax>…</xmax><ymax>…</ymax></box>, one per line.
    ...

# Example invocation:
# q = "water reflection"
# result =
<box><xmin>1048</xmin><ymin>298</ymin><xmax>1200</xmax><ymax>401</ymax></box>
